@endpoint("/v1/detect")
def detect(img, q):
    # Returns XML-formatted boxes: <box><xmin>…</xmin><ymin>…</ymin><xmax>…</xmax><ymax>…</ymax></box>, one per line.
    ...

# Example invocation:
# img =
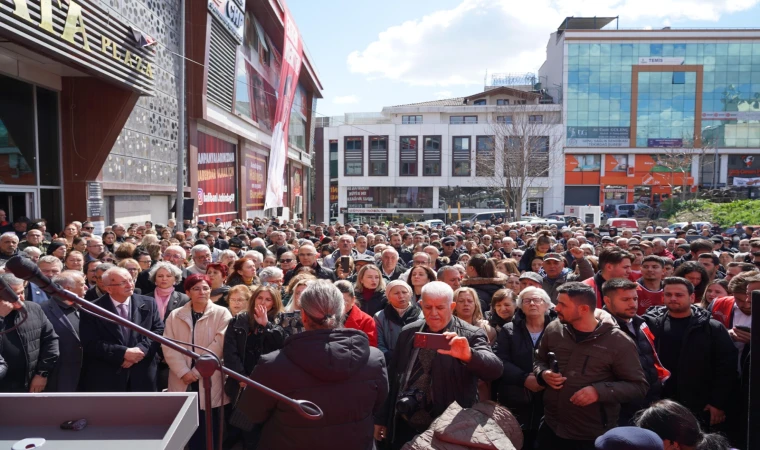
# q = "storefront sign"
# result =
<box><xmin>728</xmin><ymin>155</ymin><xmax>760</xmax><ymax>177</ymax></box>
<box><xmin>198</xmin><ymin>132</ymin><xmax>237</xmax><ymax>221</ymax></box>
<box><xmin>638</xmin><ymin>57</ymin><xmax>684</xmax><ymax>65</ymax></box>
<box><xmin>567</xmin><ymin>127</ymin><xmax>629</xmax><ymax>148</ymax></box>
<box><xmin>329</xmin><ymin>182</ymin><xmax>338</xmax><ymax>217</ymax></box>
<box><xmin>347</xmin><ymin>187</ymin><xmax>374</xmax><ymax>208</ymax></box>
<box><xmin>86</xmin><ymin>181</ymin><xmax>103</xmax><ymax>218</ymax></box>
<box><xmin>264</xmin><ymin>1</ymin><xmax>303</xmax><ymax>210</ymax></box>
<box><xmin>566</xmin><ymin>154</ymin><xmax>602</xmax><ymax>172</ymax></box>
<box><xmin>348</xmin><ymin>208</ymin><xmax>395</xmax><ymax>214</ymax></box>
<box><xmin>1</xmin><ymin>0</ymin><xmax>156</xmax><ymax>95</ymax></box>
<box><xmin>243</xmin><ymin>151</ymin><xmax>266</xmax><ymax>210</ymax></box>
<box><xmin>648</xmin><ymin>138</ymin><xmax>683</xmax><ymax>148</ymax></box>
<box><xmin>208</xmin><ymin>0</ymin><xmax>245</xmax><ymax>42</ymax></box>
<box><xmin>733</xmin><ymin>177</ymin><xmax>760</xmax><ymax>186</ymax></box>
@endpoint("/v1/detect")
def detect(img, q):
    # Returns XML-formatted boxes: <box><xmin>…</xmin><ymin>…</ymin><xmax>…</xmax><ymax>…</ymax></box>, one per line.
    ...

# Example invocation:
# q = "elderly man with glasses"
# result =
<box><xmin>80</xmin><ymin>267</ymin><xmax>164</xmax><ymax>392</ymax></box>
<box><xmin>19</xmin><ymin>229</ymin><xmax>50</xmax><ymax>253</ymax></box>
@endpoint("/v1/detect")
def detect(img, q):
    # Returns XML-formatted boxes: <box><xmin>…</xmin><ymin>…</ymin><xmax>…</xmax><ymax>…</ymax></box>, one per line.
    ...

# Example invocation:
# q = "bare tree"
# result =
<box><xmin>477</xmin><ymin>105</ymin><xmax>563</xmax><ymax>220</ymax></box>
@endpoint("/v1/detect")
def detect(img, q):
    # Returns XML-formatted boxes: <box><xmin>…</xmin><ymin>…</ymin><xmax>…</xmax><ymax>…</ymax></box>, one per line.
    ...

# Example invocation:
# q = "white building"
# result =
<box><xmin>315</xmin><ymin>87</ymin><xmax>564</xmax><ymax>223</ymax></box>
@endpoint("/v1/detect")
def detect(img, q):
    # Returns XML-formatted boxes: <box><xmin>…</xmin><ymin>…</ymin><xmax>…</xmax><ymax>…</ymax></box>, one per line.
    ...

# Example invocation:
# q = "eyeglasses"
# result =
<box><xmin>83</xmin><ymin>227</ymin><xmax>95</xmax><ymax>231</ymax></box>
<box><xmin>523</xmin><ymin>297</ymin><xmax>544</xmax><ymax>305</ymax></box>
<box><xmin>280</xmin><ymin>259</ymin><xmax>294</xmax><ymax>263</ymax></box>
<box><xmin>190</xmin><ymin>286</ymin><xmax>211</xmax><ymax>293</ymax></box>
<box><xmin>444</xmin><ymin>243</ymin><xmax>456</xmax><ymax>247</ymax></box>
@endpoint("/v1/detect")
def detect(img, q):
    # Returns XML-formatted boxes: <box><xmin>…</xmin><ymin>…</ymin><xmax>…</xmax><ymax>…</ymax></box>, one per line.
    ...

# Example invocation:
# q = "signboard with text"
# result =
<box><xmin>208</xmin><ymin>0</ymin><xmax>245</xmax><ymax>42</ymax></box>
<box><xmin>638</xmin><ymin>57</ymin><xmax>684</xmax><ymax>65</ymax></box>
<box><xmin>198</xmin><ymin>132</ymin><xmax>237</xmax><ymax>221</ymax></box>
<box><xmin>0</xmin><ymin>0</ymin><xmax>156</xmax><ymax>95</ymax></box>
<box><xmin>702</xmin><ymin>111</ymin><xmax>760</xmax><ymax>121</ymax></box>
<box><xmin>243</xmin><ymin>150</ymin><xmax>267</xmax><ymax>210</ymax></box>
<box><xmin>567</xmin><ymin>127</ymin><xmax>630</xmax><ymax>148</ymax></box>
<box><xmin>648</xmin><ymin>138</ymin><xmax>683</xmax><ymax>148</ymax></box>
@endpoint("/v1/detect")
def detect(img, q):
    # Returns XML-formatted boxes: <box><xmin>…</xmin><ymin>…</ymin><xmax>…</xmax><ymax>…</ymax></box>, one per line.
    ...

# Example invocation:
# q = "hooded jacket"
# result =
<box><xmin>642</xmin><ymin>305</ymin><xmax>737</xmax><ymax>415</ymax></box>
<box><xmin>237</xmin><ymin>329</ymin><xmax>388</xmax><ymax>450</ymax></box>
<box><xmin>533</xmin><ymin>311</ymin><xmax>649</xmax><ymax>441</ymax></box>
<box><xmin>461</xmin><ymin>277</ymin><xmax>506</xmax><ymax>313</ymax></box>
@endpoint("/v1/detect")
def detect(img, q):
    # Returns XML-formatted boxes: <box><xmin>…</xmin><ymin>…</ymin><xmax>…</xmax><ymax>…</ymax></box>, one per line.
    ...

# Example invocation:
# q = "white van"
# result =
<box><xmin>424</xmin><ymin>219</ymin><xmax>445</xmax><ymax>228</ymax></box>
<box><xmin>614</xmin><ymin>203</ymin><xmax>651</xmax><ymax>218</ymax></box>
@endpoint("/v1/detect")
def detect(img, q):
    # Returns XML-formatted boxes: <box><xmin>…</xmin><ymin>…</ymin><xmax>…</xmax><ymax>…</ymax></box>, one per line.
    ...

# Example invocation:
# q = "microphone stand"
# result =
<box><xmin>6</xmin><ymin>261</ymin><xmax>323</xmax><ymax>450</ymax></box>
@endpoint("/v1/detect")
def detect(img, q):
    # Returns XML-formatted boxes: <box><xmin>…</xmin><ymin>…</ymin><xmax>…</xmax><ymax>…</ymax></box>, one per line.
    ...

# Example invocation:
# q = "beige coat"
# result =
<box><xmin>162</xmin><ymin>301</ymin><xmax>232</xmax><ymax>410</ymax></box>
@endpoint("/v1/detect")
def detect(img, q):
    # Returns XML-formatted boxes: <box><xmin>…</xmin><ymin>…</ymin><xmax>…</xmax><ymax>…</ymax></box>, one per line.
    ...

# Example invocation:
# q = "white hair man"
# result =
<box><xmin>41</xmin><ymin>271</ymin><xmax>88</xmax><ymax>391</ymax></box>
<box><xmin>79</xmin><ymin>267</ymin><xmax>164</xmax><ymax>392</ymax></box>
<box><xmin>323</xmin><ymin>234</ymin><xmax>357</xmax><ymax>270</ymax></box>
<box><xmin>374</xmin><ymin>281</ymin><xmax>502</xmax><ymax>447</ymax></box>
<box><xmin>186</xmin><ymin>244</ymin><xmax>212</xmax><ymax>276</ymax></box>
<box><xmin>0</xmin><ymin>231</ymin><xmax>19</xmax><ymax>264</ymax></box>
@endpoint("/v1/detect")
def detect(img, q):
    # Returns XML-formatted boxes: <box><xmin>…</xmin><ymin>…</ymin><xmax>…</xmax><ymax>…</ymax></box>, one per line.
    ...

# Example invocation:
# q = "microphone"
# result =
<box><xmin>6</xmin><ymin>255</ymin><xmax>57</xmax><ymax>296</ymax></box>
<box><xmin>0</xmin><ymin>275</ymin><xmax>20</xmax><ymax>304</ymax></box>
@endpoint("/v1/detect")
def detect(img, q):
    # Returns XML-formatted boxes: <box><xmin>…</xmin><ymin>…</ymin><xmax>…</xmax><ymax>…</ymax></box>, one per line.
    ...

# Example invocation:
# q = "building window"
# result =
<box><xmin>450</xmin><ymin>116</ymin><xmax>478</xmax><ymax>125</ymax></box>
<box><xmin>476</xmin><ymin>136</ymin><xmax>495</xmax><ymax>177</ymax></box>
<box><xmin>344</xmin><ymin>137</ymin><xmax>363</xmax><ymax>176</ymax></box>
<box><xmin>529</xmin><ymin>115</ymin><xmax>544</xmax><ymax>124</ymax></box>
<box><xmin>496</xmin><ymin>99</ymin><xmax>509</xmax><ymax>106</ymax></box>
<box><xmin>497</xmin><ymin>116</ymin><xmax>513</xmax><ymax>124</ymax></box>
<box><xmin>529</xmin><ymin>136</ymin><xmax>550</xmax><ymax>176</ymax></box>
<box><xmin>423</xmin><ymin>136</ymin><xmax>441</xmax><ymax>176</ymax></box>
<box><xmin>329</xmin><ymin>140</ymin><xmax>338</xmax><ymax>178</ymax></box>
<box><xmin>515</xmin><ymin>100</ymin><xmax>527</xmax><ymax>105</ymax></box>
<box><xmin>473</xmin><ymin>99</ymin><xmax>487</xmax><ymax>105</ymax></box>
<box><xmin>452</xmin><ymin>136</ymin><xmax>471</xmax><ymax>176</ymax></box>
<box><xmin>402</xmin><ymin>115</ymin><xmax>422</xmax><ymax>124</ymax></box>
<box><xmin>369</xmin><ymin>136</ymin><xmax>389</xmax><ymax>176</ymax></box>
<box><xmin>399</xmin><ymin>136</ymin><xmax>418</xmax><ymax>176</ymax></box>
<box><xmin>672</xmin><ymin>72</ymin><xmax>685</xmax><ymax>84</ymax></box>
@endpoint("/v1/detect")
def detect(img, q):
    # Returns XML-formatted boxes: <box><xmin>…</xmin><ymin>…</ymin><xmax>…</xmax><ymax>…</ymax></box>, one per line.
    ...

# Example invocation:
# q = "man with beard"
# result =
<box><xmin>533</xmin><ymin>282</ymin><xmax>647</xmax><ymax>449</ymax></box>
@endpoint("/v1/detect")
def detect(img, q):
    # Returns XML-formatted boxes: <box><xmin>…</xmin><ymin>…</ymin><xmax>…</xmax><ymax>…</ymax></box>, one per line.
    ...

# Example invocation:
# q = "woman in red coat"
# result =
<box><xmin>334</xmin><ymin>280</ymin><xmax>377</xmax><ymax>347</ymax></box>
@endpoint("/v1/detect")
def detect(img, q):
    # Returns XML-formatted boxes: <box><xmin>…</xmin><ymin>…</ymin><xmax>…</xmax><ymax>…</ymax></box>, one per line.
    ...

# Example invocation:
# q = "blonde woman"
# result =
<box><xmin>354</xmin><ymin>264</ymin><xmax>387</xmax><ymax>317</ymax></box>
<box><xmin>453</xmin><ymin>287</ymin><xmax>495</xmax><ymax>343</ymax></box>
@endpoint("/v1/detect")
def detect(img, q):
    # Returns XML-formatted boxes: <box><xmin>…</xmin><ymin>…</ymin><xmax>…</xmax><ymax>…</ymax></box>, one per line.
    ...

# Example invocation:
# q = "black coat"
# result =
<box><xmin>494</xmin><ymin>310</ymin><xmax>554</xmax><ymax>431</ymax></box>
<box><xmin>606</xmin><ymin>308</ymin><xmax>663</xmax><ymax>425</ymax></box>
<box><xmin>86</xmin><ymin>285</ymin><xmax>142</xmax><ymax>301</ymax></box>
<box><xmin>378</xmin><ymin>264</ymin><xmax>405</xmax><ymax>282</ymax></box>
<box><xmin>223</xmin><ymin>312</ymin><xmax>285</xmax><ymax>399</ymax></box>
<box><xmin>283</xmin><ymin>262</ymin><xmax>336</xmax><ymax>285</ymax></box>
<box><xmin>135</xmin><ymin>269</ymin><xmax>187</xmax><ymax>296</ymax></box>
<box><xmin>80</xmin><ymin>294</ymin><xmax>165</xmax><ymax>392</ymax></box>
<box><xmin>238</xmin><ymin>329</ymin><xmax>388</xmax><ymax>450</ymax></box>
<box><xmin>0</xmin><ymin>302</ymin><xmax>59</xmax><ymax>392</ymax></box>
<box><xmin>642</xmin><ymin>305</ymin><xmax>737</xmax><ymax>414</ymax></box>
<box><xmin>40</xmin><ymin>299</ymin><xmax>82</xmax><ymax>392</ymax></box>
<box><xmin>146</xmin><ymin>291</ymin><xmax>190</xmax><ymax>322</ymax></box>
<box><xmin>378</xmin><ymin>317</ymin><xmax>503</xmax><ymax>445</ymax></box>
<box><xmin>356</xmin><ymin>288</ymin><xmax>387</xmax><ymax>318</ymax></box>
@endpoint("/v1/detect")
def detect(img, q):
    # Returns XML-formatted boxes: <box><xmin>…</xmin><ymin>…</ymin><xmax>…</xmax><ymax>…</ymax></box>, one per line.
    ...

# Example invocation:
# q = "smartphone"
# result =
<box><xmin>340</xmin><ymin>256</ymin><xmax>350</xmax><ymax>273</ymax></box>
<box><xmin>736</xmin><ymin>325</ymin><xmax>751</xmax><ymax>333</ymax></box>
<box><xmin>548</xmin><ymin>352</ymin><xmax>560</xmax><ymax>373</ymax></box>
<box><xmin>413</xmin><ymin>332</ymin><xmax>450</xmax><ymax>350</ymax></box>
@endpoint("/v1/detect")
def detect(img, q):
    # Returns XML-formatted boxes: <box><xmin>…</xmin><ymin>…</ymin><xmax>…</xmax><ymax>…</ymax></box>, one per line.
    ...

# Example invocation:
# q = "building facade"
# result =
<box><xmin>316</xmin><ymin>87</ymin><xmax>563</xmax><ymax>224</ymax></box>
<box><xmin>0</xmin><ymin>0</ymin><xmax>320</xmax><ymax>233</ymax></box>
<box><xmin>540</xmin><ymin>20</ymin><xmax>760</xmax><ymax>212</ymax></box>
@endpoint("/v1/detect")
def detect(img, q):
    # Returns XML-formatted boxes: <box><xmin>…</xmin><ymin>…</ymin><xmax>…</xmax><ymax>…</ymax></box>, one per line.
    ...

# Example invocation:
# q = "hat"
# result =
<box><xmin>14</xmin><ymin>216</ymin><xmax>30</xmax><ymax>224</ymax></box>
<box><xmin>711</xmin><ymin>236</ymin><xmax>723</xmax><ymax>243</ymax></box>
<box><xmin>519</xmin><ymin>272</ymin><xmax>543</xmax><ymax>285</ymax></box>
<box><xmin>628</xmin><ymin>238</ymin><xmax>640</xmax><ymax>245</ymax></box>
<box><xmin>442</xmin><ymin>236</ymin><xmax>457</xmax><ymax>245</ymax></box>
<box><xmin>594</xmin><ymin>427</ymin><xmax>663</xmax><ymax>450</ymax></box>
<box><xmin>386</xmin><ymin>279</ymin><xmax>412</xmax><ymax>294</ymax></box>
<box><xmin>736</xmin><ymin>221</ymin><xmax>743</xmax><ymax>226</ymax></box>
<box><xmin>215</xmin><ymin>218</ymin><xmax>222</xmax><ymax>222</ymax></box>
<box><xmin>197</xmin><ymin>220</ymin><xmax>206</xmax><ymax>225</ymax></box>
<box><xmin>354</xmin><ymin>253</ymin><xmax>375</xmax><ymax>263</ymax></box>
<box><xmin>602</xmin><ymin>236</ymin><xmax>614</xmax><ymax>242</ymax></box>
<box><xmin>207</xmin><ymin>227</ymin><xmax>219</xmax><ymax>233</ymax></box>
<box><xmin>543</xmin><ymin>252</ymin><xmax>563</xmax><ymax>262</ymax></box>
<box><xmin>585</xmin><ymin>231</ymin><xmax>596</xmax><ymax>239</ymax></box>
<box><xmin>46</xmin><ymin>241</ymin><xmax>66</xmax><ymax>256</ymax></box>
<box><xmin>228</xmin><ymin>238</ymin><xmax>244</xmax><ymax>248</ymax></box>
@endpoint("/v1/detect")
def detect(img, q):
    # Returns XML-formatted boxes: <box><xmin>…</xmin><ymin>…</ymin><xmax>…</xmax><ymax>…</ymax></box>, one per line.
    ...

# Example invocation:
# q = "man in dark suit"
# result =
<box><xmin>80</xmin><ymin>267</ymin><xmax>164</xmax><ymax>392</ymax></box>
<box><xmin>41</xmin><ymin>271</ymin><xmax>88</xmax><ymax>392</ymax></box>
<box><xmin>84</xmin><ymin>263</ymin><xmax>115</xmax><ymax>301</ymax></box>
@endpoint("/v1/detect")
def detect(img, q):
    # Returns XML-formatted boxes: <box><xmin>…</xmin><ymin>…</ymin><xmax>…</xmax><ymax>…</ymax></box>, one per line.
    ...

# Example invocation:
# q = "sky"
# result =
<box><xmin>286</xmin><ymin>0</ymin><xmax>760</xmax><ymax>118</ymax></box>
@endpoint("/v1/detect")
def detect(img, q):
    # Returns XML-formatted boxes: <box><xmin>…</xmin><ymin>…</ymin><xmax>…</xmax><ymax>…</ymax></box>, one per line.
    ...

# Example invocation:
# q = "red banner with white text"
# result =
<box><xmin>264</xmin><ymin>3</ymin><xmax>303</xmax><ymax>211</ymax></box>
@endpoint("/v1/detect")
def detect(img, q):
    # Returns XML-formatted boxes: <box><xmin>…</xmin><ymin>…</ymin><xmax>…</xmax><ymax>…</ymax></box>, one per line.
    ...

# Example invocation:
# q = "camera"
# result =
<box><xmin>396</xmin><ymin>388</ymin><xmax>426</xmax><ymax>416</ymax></box>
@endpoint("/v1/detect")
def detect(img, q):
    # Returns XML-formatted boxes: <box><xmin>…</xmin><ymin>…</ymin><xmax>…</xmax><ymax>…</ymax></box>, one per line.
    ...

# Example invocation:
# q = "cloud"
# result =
<box><xmin>333</xmin><ymin>95</ymin><xmax>360</xmax><ymax>104</ymax></box>
<box><xmin>347</xmin><ymin>0</ymin><xmax>760</xmax><ymax>87</ymax></box>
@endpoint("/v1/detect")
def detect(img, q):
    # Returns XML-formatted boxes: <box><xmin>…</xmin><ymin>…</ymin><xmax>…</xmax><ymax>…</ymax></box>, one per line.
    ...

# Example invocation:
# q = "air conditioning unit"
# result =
<box><xmin>293</xmin><ymin>195</ymin><xmax>303</xmax><ymax>214</ymax></box>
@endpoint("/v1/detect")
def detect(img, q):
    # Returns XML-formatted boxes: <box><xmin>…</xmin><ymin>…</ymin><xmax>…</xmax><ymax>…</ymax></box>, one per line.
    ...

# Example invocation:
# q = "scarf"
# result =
<box><xmin>487</xmin><ymin>310</ymin><xmax>510</xmax><ymax>330</ymax></box>
<box><xmin>154</xmin><ymin>286</ymin><xmax>174</xmax><ymax>319</ymax></box>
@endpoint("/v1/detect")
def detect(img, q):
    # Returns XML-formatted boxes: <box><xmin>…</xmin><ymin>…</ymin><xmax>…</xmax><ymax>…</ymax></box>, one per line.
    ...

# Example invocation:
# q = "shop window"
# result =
<box><xmin>452</xmin><ymin>136</ymin><xmax>471</xmax><ymax>176</ymax></box>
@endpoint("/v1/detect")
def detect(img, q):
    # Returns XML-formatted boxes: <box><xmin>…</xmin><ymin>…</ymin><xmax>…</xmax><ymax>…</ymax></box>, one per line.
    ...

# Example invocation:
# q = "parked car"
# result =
<box><xmin>614</xmin><ymin>203</ymin><xmax>652</xmax><ymax>218</ymax></box>
<box><xmin>606</xmin><ymin>218</ymin><xmax>640</xmax><ymax>231</ymax></box>
<box><xmin>424</xmin><ymin>219</ymin><xmax>445</xmax><ymax>228</ymax></box>
<box><xmin>467</xmin><ymin>211</ymin><xmax>508</xmax><ymax>223</ymax></box>
<box><xmin>667</xmin><ymin>222</ymin><xmax>711</xmax><ymax>231</ymax></box>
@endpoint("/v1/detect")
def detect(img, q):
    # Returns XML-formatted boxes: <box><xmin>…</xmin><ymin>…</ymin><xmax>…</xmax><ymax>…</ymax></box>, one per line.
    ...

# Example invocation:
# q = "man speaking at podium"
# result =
<box><xmin>80</xmin><ymin>267</ymin><xmax>164</xmax><ymax>392</ymax></box>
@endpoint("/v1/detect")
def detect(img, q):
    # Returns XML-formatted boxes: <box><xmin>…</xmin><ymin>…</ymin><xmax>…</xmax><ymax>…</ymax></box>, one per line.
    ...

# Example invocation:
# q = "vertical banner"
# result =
<box><xmin>264</xmin><ymin>5</ymin><xmax>303</xmax><ymax>210</ymax></box>
<box><xmin>197</xmin><ymin>132</ymin><xmax>237</xmax><ymax>223</ymax></box>
<box><xmin>291</xmin><ymin>166</ymin><xmax>303</xmax><ymax>208</ymax></box>
<box><xmin>244</xmin><ymin>150</ymin><xmax>267</xmax><ymax>210</ymax></box>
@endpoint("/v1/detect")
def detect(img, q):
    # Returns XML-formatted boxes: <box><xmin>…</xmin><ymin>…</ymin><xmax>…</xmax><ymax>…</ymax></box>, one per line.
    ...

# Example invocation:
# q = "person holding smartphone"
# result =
<box><xmin>373</xmin><ymin>281</ymin><xmax>502</xmax><ymax>449</ymax></box>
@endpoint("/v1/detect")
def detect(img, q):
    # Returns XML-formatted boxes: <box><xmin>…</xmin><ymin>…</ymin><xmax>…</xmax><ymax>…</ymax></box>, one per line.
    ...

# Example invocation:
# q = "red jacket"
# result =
<box><xmin>709</xmin><ymin>296</ymin><xmax>735</xmax><ymax>329</ymax></box>
<box><xmin>636</xmin><ymin>281</ymin><xmax>664</xmax><ymax>316</ymax></box>
<box><xmin>344</xmin><ymin>305</ymin><xmax>378</xmax><ymax>347</ymax></box>
<box><xmin>655</xmin><ymin>249</ymin><xmax>676</xmax><ymax>261</ymax></box>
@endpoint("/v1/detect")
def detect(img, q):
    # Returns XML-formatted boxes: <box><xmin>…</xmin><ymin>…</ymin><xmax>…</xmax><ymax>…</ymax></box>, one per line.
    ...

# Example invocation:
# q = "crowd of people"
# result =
<box><xmin>0</xmin><ymin>212</ymin><xmax>758</xmax><ymax>450</ymax></box>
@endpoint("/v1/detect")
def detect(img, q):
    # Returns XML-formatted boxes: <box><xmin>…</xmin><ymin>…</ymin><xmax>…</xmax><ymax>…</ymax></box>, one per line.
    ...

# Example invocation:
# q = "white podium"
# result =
<box><xmin>0</xmin><ymin>392</ymin><xmax>198</xmax><ymax>450</ymax></box>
